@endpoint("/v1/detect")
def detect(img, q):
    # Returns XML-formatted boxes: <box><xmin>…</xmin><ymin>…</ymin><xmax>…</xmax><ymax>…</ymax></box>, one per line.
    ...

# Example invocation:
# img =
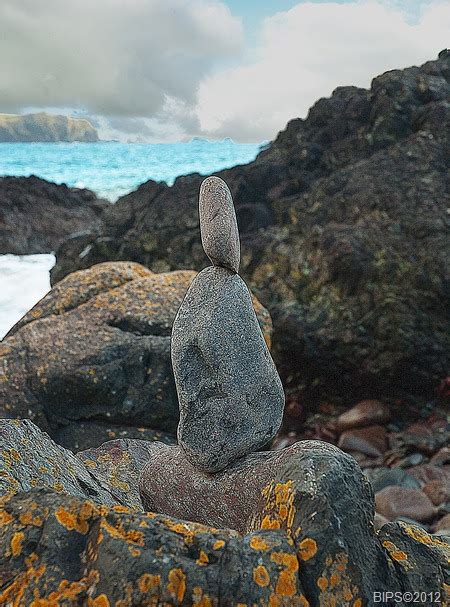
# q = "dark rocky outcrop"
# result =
<box><xmin>0</xmin><ymin>261</ymin><xmax>272</xmax><ymax>450</ymax></box>
<box><xmin>0</xmin><ymin>434</ymin><xmax>447</xmax><ymax>605</ymax></box>
<box><xmin>51</xmin><ymin>52</ymin><xmax>450</xmax><ymax>407</ymax></box>
<box><xmin>0</xmin><ymin>175</ymin><xmax>108</xmax><ymax>254</ymax></box>
<box><xmin>0</xmin><ymin>111</ymin><xmax>99</xmax><ymax>142</ymax></box>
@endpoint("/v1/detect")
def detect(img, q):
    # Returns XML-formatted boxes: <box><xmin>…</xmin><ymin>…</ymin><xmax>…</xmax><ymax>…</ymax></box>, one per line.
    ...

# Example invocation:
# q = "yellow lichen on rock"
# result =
<box><xmin>167</xmin><ymin>567</ymin><xmax>186</xmax><ymax>602</ymax></box>
<box><xmin>253</xmin><ymin>564</ymin><xmax>271</xmax><ymax>587</ymax></box>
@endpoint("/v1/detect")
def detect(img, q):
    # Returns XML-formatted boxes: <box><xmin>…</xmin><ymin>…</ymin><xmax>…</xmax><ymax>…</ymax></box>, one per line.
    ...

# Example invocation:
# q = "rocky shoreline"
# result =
<box><xmin>1</xmin><ymin>177</ymin><xmax>448</xmax><ymax>605</ymax></box>
<box><xmin>0</xmin><ymin>53</ymin><xmax>449</xmax><ymax>605</ymax></box>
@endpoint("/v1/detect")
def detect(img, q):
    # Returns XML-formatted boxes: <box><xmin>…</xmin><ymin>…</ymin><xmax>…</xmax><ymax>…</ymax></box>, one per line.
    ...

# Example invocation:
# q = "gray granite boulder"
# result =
<box><xmin>172</xmin><ymin>265</ymin><xmax>284</xmax><ymax>472</ymax></box>
<box><xmin>199</xmin><ymin>176</ymin><xmax>240</xmax><ymax>273</ymax></box>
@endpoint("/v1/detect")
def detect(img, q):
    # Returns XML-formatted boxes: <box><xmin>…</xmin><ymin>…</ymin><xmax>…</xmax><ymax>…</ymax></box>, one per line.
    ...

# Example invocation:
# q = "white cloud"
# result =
<box><xmin>0</xmin><ymin>0</ymin><xmax>242</xmax><ymax>117</ymax></box>
<box><xmin>197</xmin><ymin>1</ymin><xmax>450</xmax><ymax>141</ymax></box>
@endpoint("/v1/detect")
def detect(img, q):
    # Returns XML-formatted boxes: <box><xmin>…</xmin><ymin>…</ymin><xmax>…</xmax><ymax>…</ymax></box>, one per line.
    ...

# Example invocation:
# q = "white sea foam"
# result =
<box><xmin>0</xmin><ymin>254</ymin><xmax>55</xmax><ymax>338</ymax></box>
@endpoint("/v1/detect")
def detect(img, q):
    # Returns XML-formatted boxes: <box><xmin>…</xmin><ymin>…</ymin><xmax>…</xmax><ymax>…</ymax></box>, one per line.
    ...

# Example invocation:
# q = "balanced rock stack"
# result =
<box><xmin>172</xmin><ymin>176</ymin><xmax>284</xmax><ymax>472</ymax></box>
<box><xmin>1</xmin><ymin>176</ymin><xmax>447</xmax><ymax>606</ymax></box>
<box><xmin>139</xmin><ymin>178</ymin><xmax>448</xmax><ymax>604</ymax></box>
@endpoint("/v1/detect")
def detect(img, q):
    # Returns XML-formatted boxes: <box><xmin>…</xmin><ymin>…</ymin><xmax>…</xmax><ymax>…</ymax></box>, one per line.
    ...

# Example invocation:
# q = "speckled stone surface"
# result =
<box><xmin>199</xmin><ymin>176</ymin><xmax>240</xmax><ymax>273</ymax></box>
<box><xmin>172</xmin><ymin>266</ymin><xmax>284</xmax><ymax>472</ymax></box>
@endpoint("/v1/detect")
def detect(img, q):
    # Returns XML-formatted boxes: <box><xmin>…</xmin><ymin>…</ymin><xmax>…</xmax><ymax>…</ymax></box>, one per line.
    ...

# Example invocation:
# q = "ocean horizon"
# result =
<box><xmin>0</xmin><ymin>140</ymin><xmax>264</xmax><ymax>201</ymax></box>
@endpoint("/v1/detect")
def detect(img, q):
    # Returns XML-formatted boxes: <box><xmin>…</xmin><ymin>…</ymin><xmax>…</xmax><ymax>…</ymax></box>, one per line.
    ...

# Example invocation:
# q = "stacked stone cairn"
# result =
<box><xmin>0</xmin><ymin>177</ymin><xmax>447</xmax><ymax>606</ymax></box>
<box><xmin>138</xmin><ymin>177</ymin><xmax>448</xmax><ymax>604</ymax></box>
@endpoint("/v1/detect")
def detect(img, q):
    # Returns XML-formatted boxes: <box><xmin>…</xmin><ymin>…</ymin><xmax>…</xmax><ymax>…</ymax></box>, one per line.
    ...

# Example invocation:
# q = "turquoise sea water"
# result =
<box><xmin>0</xmin><ymin>140</ymin><xmax>263</xmax><ymax>336</ymax></box>
<box><xmin>0</xmin><ymin>140</ymin><xmax>262</xmax><ymax>201</ymax></box>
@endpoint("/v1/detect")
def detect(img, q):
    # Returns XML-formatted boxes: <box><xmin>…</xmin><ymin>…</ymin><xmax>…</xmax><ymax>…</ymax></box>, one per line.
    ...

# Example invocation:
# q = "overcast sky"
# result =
<box><xmin>0</xmin><ymin>0</ymin><xmax>448</xmax><ymax>142</ymax></box>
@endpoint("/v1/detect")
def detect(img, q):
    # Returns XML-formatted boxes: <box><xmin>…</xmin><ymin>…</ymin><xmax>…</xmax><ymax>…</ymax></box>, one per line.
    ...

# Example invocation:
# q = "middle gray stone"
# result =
<box><xmin>172</xmin><ymin>265</ymin><xmax>284</xmax><ymax>473</ymax></box>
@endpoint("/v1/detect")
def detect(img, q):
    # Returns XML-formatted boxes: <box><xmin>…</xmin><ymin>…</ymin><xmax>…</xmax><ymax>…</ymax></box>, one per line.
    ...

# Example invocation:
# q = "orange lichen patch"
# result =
<box><xmin>19</xmin><ymin>510</ymin><xmax>44</xmax><ymax>527</ymax></box>
<box><xmin>163</xmin><ymin>518</ymin><xmax>195</xmax><ymax>542</ymax></box>
<box><xmin>317</xmin><ymin>577</ymin><xmax>328</xmax><ymax>591</ymax></box>
<box><xmin>11</xmin><ymin>531</ymin><xmax>24</xmax><ymax>556</ymax></box>
<box><xmin>112</xmin><ymin>505</ymin><xmax>131</xmax><ymax>514</ymax></box>
<box><xmin>382</xmin><ymin>540</ymin><xmax>410</xmax><ymax>568</ymax></box>
<box><xmin>343</xmin><ymin>588</ymin><xmax>354</xmax><ymax>602</ymax></box>
<box><xmin>129</xmin><ymin>546</ymin><xmax>141</xmax><ymax>557</ymax></box>
<box><xmin>298</xmin><ymin>538</ymin><xmax>317</xmax><ymax>561</ymax></box>
<box><xmin>250</xmin><ymin>535</ymin><xmax>271</xmax><ymax>551</ymax></box>
<box><xmin>192</xmin><ymin>586</ymin><xmax>213</xmax><ymax>606</ymax></box>
<box><xmin>138</xmin><ymin>573</ymin><xmax>161</xmax><ymax>593</ymax></box>
<box><xmin>0</xmin><ymin>509</ymin><xmax>13</xmax><ymax>527</ymax></box>
<box><xmin>391</xmin><ymin>550</ymin><xmax>408</xmax><ymax>561</ymax></box>
<box><xmin>402</xmin><ymin>524</ymin><xmax>449</xmax><ymax>549</ymax></box>
<box><xmin>330</xmin><ymin>572</ymin><xmax>341</xmax><ymax>587</ymax></box>
<box><xmin>258</xmin><ymin>480</ymin><xmax>296</xmax><ymax>536</ymax></box>
<box><xmin>90</xmin><ymin>595</ymin><xmax>110</xmax><ymax>607</ymax></box>
<box><xmin>10</xmin><ymin>448</ymin><xmax>21</xmax><ymax>461</ymax></box>
<box><xmin>100</xmin><ymin>519</ymin><xmax>144</xmax><ymax>546</ymax></box>
<box><xmin>213</xmin><ymin>539</ymin><xmax>225</xmax><ymax>550</ymax></box>
<box><xmin>167</xmin><ymin>568</ymin><xmax>186</xmax><ymax>603</ymax></box>
<box><xmin>315</xmin><ymin>553</ymin><xmax>361</xmax><ymax>606</ymax></box>
<box><xmin>270</xmin><ymin>552</ymin><xmax>299</xmax><ymax>596</ymax></box>
<box><xmin>196</xmin><ymin>550</ymin><xmax>209</xmax><ymax>566</ymax></box>
<box><xmin>0</xmin><ymin>554</ymin><xmax>47</xmax><ymax>606</ymax></box>
<box><xmin>261</xmin><ymin>515</ymin><xmax>281</xmax><ymax>530</ymax></box>
<box><xmin>353</xmin><ymin>600</ymin><xmax>362</xmax><ymax>607</ymax></box>
<box><xmin>55</xmin><ymin>501</ymin><xmax>97</xmax><ymax>535</ymax></box>
<box><xmin>253</xmin><ymin>565</ymin><xmax>270</xmax><ymax>587</ymax></box>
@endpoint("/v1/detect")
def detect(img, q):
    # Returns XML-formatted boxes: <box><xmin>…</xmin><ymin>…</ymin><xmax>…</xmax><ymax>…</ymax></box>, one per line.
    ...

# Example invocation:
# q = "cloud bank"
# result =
<box><xmin>197</xmin><ymin>1</ymin><xmax>450</xmax><ymax>140</ymax></box>
<box><xmin>0</xmin><ymin>0</ymin><xmax>448</xmax><ymax>141</ymax></box>
<box><xmin>0</xmin><ymin>0</ymin><xmax>242</xmax><ymax>117</ymax></box>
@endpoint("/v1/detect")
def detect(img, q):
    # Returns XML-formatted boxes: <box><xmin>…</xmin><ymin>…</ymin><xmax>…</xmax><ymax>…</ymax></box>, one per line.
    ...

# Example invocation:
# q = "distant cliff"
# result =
<box><xmin>0</xmin><ymin>112</ymin><xmax>99</xmax><ymax>142</ymax></box>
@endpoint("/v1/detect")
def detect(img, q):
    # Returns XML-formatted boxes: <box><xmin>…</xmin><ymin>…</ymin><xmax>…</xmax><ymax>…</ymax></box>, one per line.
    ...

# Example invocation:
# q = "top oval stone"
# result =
<box><xmin>199</xmin><ymin>176</ymin><xmax>240</xmax><ymax>273</ymax></box>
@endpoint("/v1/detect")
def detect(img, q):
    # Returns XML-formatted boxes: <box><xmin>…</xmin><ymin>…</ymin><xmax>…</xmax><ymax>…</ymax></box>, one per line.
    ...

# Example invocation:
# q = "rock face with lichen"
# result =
<box><xmin>51</xmin><ymin>52</ymin><xmax>450</xmax><ymax>407</ymax></box>
<box><xmin>0</xmin><ymin>423</ymin><xmax>448</xmax><ymax>605</ymax></box>
<box><xmin>0</xmin><ymin>260</ymin><xmax>272</xmax><ymax>451</ymax></box>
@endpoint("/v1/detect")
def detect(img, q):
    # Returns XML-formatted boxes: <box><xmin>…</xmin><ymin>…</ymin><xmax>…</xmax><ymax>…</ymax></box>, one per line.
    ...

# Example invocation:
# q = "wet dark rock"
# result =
<box><xmin>377</xmin><ymin>522</ymin><xmax>449</xmax><ymax>596</ymax></box>
<box><xmin>334</xmin><ymin>399</ymin><xmax>391</xmax><ymax>432</ymax></box>
<box><xmin>0</xmin><ymin>175</ymin><xmax>107</xmax><ymax>254</ymax></box>
<box><xmin>338</xmin><ymin>425</ymin><xmax>388</xmax><ymax>457</ymax></box>
<box><xmin>52</xmin><ymin>53</ymin><xmax>450</xmax><ymax>406</ymax></box>
<box><xmin>375</xmin><ymin>486</ymin><xmax>438</xmax><ymax>523</ymax></box>
<box><xmin>172</xmin><ymin>266</ymin><xmax>283</xmax><ymax>472</ymax></box>
<box><xmin>0</xmin><ymin>261</ymin><xmax>272</xmax><ymax>447</ymax></box>
<box><xmin>199</xmin><ymin>176</ymin><xmax>240</xmax><ymax>273</ymax></box>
